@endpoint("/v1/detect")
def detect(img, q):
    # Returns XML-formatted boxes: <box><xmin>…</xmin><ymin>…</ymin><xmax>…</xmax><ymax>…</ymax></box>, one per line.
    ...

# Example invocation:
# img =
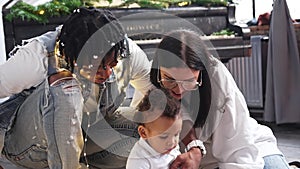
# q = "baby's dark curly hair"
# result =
<box><xmin>134</xmin><ymin>89</ymin><xmax>181</xmax><ymax>125</ymax></box>
<box><xmin>57</xmin><ymin>7</ymin><xmax>127</xmax><ymax>72</ymax></box>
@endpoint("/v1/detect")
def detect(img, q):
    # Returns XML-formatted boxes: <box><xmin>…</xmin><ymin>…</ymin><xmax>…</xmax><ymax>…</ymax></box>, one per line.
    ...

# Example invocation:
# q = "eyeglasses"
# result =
<box><xmin>157</xmin><ymin>68</ymin><xmax>202</xmax><ymax>91</ymax></box>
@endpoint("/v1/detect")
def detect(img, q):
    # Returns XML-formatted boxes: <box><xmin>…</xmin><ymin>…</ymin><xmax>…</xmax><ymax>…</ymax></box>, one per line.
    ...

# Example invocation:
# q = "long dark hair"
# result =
<box><xmin>150</xmin><ymin>30</ymin><xmax>211</xmax><ymax>128</ymax></box>
<box><xmin>57</xmin><ymin>7</ymin><xmax>127</xmax><ymax>72</ymax></box>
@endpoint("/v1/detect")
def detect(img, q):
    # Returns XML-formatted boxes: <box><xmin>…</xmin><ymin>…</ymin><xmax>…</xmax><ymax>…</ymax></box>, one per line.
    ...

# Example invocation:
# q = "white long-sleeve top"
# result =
<box><xmin>186</xmin><ymin>56</ymin><xmax>282</xmax><ymax>169</ymax></box>
<box><xmin>114</xmin><ymin>38</ymin><xmax>154</xmax><ymax>107</ymax></box>
<box><xmin>0</xmin><ymin>40</ymin><xmax>48</xmax><ymax>98</ymax></box>
<box><xmin>0</xmin><ymin>27</ymin><xmax>60</xmax><ymax>98</ymax></box>
<box><xmin>126</xmin><ymin>138</ymin><xmax>181</xmax><ymax>169</ymax></box>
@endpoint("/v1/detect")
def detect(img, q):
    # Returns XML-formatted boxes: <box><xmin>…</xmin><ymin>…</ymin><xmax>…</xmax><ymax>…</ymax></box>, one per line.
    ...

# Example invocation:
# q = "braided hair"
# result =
<box><xmin>57</xmin><ymin>7</ymin><xmax>127</xmax><ymax>72</ymax></box>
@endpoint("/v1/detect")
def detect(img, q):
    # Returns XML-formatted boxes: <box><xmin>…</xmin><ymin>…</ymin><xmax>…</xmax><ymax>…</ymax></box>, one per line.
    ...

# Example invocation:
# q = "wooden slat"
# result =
<box><xmin>135</xmin><ymin>37</ymin><xmax>252</xmax><ymax>62</ymax></box>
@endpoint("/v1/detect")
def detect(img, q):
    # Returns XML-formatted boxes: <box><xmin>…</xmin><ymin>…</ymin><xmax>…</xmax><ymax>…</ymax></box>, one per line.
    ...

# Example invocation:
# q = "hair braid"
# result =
<box><xmin>57</xmin><ymin>7</ymin><xmax>126</xmax><ymax>72</ymax></box>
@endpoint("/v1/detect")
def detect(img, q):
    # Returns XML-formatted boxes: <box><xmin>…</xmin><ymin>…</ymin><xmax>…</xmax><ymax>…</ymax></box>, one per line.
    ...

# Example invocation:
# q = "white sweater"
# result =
<box><xmin>0</xmin><ymin>40</ymin><xmax>48</xmax><ymax>98</ymax></box>
<box><xmin>188</xmin><ymin>57</ymin><xmax>282</xmax><ymax>169</ymax></box>
<box><xmin>126</xmin><ymin>138</ymin><xmax>181</xmax><ymax>169</ymax></box>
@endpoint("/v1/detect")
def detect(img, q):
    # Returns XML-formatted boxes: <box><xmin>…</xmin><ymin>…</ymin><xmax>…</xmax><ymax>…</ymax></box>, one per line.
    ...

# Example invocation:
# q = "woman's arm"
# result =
<box><xmin>170</xmin><ymin>120</ymin><xmax>203</xmax><ymax>169</ymax></box>
<box><xmin>211</xmin><ymin>93</ymin><xmax>264</xmax><ymax>169</ymax></box>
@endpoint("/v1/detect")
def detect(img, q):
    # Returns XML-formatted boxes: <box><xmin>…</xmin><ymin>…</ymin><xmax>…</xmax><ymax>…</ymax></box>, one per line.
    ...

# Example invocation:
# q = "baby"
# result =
<box><xmin>126</xmin><ymin>89</ymin><xmax>183</xmax><ymax>169</ymax></box>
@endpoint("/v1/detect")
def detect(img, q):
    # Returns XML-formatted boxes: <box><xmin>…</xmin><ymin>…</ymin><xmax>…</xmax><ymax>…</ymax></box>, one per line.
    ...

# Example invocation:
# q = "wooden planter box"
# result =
<box><xmin>2</xmin><ymin>15</ymin><xmax>68</xmax><ymax>58</ymax></box>
<box><xmin>2</xmin><ymin>5</ymin><xmax>235</xmax><ymax>59</ymax></box>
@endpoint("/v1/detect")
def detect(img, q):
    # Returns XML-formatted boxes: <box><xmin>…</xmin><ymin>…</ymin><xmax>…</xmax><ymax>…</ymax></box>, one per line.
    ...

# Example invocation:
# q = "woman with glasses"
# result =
<box><xmin>150</xmin><ymin>29</ymin><xmax>291</xmax><ymax>169</ymax></box>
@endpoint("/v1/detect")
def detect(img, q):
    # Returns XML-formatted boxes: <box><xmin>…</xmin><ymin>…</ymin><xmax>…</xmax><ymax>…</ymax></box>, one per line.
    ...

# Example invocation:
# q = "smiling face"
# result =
<box><xmin>138</xmin><ymin>112</ymin><xmax>182</xmax><ymax>154</ymax></box>
<box><xmin>79</xmin><ymin>50</ymin><xmax>118</xmax><ymax>84</ymax></box>
<box><xmin>159</xmin><ymin>67</ymin><xmax>200</xmax><ymax>100</ymax></box>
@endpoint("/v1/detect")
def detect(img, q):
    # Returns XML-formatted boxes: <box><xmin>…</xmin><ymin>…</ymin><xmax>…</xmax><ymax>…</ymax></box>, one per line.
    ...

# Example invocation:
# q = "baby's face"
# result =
<box><xmin>142</xmin><ymin>115</ymin><xmax>182</xmax><ymax>154</ymax></box>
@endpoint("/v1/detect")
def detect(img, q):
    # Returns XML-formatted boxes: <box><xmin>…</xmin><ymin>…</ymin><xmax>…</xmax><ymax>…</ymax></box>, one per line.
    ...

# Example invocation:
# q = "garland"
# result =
<box><xmin>5</xmin><ymin>0</ymin><xmax>82</xmax><ymax>23</ymax></box>
<box><xmin>5</xmin><ymin>0</ymin><xmax>228</xmax><ymax>23</ymax></box>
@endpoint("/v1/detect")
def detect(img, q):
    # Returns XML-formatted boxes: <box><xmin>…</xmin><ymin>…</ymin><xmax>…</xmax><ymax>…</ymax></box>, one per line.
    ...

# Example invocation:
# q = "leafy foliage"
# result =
<box><xmin>5</xmin><ymin>0</ymin><xmax>82</xmax><ymax>23</ymax></box>
<box><xmin>211</xmin><ymin>28</ymin><xmax>234</xmax><ymax>36</ymax></box>
<box><xmin>119</xmin><ymin>0</ymin><xmax>190</xmax><ymax>8</ymax></box>
<box><xmin>5</xmin><ymin>0</ymin><xmax>228</xmax><ymax>23</ymax></box>
<box><xmin>118</xmin><ymin>0</ymin><xmax>228</xmax><ymax>8</ymax></box>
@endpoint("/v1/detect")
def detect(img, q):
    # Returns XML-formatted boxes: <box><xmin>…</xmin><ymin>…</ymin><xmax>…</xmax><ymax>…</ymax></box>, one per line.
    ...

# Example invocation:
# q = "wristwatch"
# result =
<box><xmin>185</xmin><ymin>140</ymin><xmax>206</xmax><ymax>158</ymax></box>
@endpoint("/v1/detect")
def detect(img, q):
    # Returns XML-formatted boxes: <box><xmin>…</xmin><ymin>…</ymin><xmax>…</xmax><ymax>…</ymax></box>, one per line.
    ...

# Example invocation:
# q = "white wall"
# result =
<box><xmin>255</xmin><ymin>0</ymin><xmax>300</xmax><ymax>19</ymax></box>
<box><xmin>23</xmin><ymin>0</ymin><xmax>52</xmax><ymax>6</ymax></box>
<box><xmin>254</xmin><ymin>0</ymin><xmax>273</xmax><ymax>18</ymax></box>
<box><xmin>234</xmin><ymin>0</ymin><xmax>253</xmax><ymax>24</ymax></box>
<box><xmin>235</xmin><ymin>0</ymin><xmax>300</xmax><ymax>24</ymax></box>
<box><xmin>286</xmin><ymin>0</ymin><xmax>300</xmax><ymax>20</ymax></box>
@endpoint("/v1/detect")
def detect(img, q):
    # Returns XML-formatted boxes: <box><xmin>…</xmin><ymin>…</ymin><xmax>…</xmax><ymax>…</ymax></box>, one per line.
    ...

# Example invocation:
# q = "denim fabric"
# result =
<box><xmin>209</xmin><ymin>155</ymin><xmax>292</xmax><ymax>169</ymax></box>
<box><xmin>80</xmin><ymin>107</ymin><xmax>139</xmax><ymax>169</ymax></box>
<box><xmin>2</xmin><ymin>78</ymin><xmax>83</xmax><ymax>169</ymax></box>
<box><xmin>263</xmin><ymin>154</ymin><xmax>291</xmax><ymax>169</ymax></box>
<box><xmin>0</xmin><ymin>89</ymin><xmax>34</xmax><ymax>131</ymax></box>
<box><xmin>75</xmin><ymin>68</ymin><xmax>139</xmax><ymax>168</ymax></box>
<box><xmin>0</xmin><ymin>154</ymin><xmax>28</xmax><ymax>169</ymax></box>
<box><xmin>0</xmin><ymin>89</ymin><xmax>34</xmax><ymax>154</ymax></box>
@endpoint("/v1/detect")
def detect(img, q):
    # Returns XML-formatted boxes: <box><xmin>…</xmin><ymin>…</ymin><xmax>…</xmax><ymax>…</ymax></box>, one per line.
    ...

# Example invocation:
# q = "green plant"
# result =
<box><xmin>118</xmin><ymin>0</ymin><xmax>191</xmax><ymax>8</ymax></box>
<box><xmin>5</xmin><ymin>0</ymin><xmax>82</xmax><ymax>23</ymax></box>
<box><xmin>5</xmin><ymin>0</ymin><xmax>228</xmax><ymax>23</ymax></box>
<box><xmin>82</xmin><ymin>0</ymin><xmax>112</xmax><ymax>6</ymax></box>
<box><xmin>211</xmin><ymin>28</ymin><xmax>234</xmax><ymax>36</ymax></box>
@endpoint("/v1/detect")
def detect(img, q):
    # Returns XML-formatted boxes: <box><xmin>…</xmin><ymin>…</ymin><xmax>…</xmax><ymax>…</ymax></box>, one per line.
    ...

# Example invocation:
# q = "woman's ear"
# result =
<box><xmin>138</xmin><ymin>125</ymin><xmax>148</xmax><ymax>139</ymax></box>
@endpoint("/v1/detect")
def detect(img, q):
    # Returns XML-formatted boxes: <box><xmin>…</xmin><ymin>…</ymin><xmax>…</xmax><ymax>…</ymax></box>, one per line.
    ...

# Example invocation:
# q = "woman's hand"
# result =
<box><xmin>169</xmin><ymin>147</ymin><xmax>202</xmax><ymax>169</ymax></box>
